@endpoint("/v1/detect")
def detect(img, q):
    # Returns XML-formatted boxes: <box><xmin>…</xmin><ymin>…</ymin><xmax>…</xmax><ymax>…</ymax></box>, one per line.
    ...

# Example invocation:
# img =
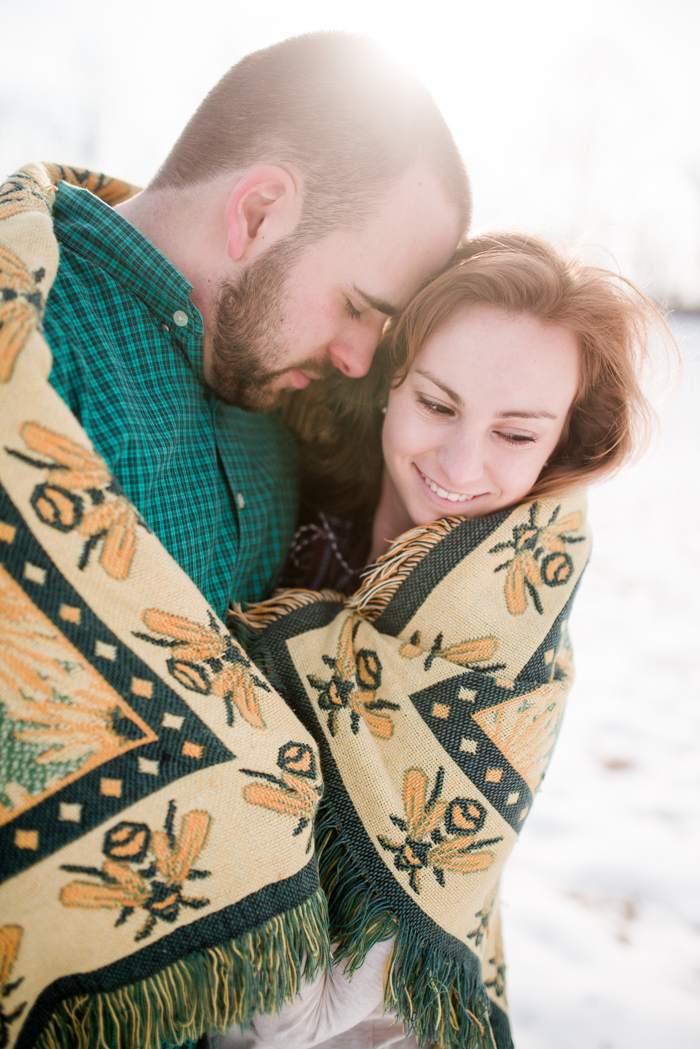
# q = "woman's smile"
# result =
<box><xmin>415</xmin><ymin>465</ymin><xmax>485</xmax><ymax>505</ymax></box>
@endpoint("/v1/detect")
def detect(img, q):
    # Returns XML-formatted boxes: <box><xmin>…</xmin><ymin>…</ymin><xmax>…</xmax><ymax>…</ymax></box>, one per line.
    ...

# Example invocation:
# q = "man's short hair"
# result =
<box><xmin>152</xmin><ymin>32</ymin><xmax>470</xmax><ymax>236</ymax></box>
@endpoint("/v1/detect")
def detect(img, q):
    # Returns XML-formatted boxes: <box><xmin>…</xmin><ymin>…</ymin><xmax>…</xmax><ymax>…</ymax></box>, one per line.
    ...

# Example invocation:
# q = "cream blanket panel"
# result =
<box><xmin>387</xmin><ymin>493</ymin><xmax>590</xmax><ymax>687</ymax></box>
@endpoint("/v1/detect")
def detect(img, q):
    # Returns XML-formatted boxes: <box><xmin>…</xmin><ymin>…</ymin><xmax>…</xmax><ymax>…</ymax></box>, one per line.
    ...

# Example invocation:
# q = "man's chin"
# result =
<box><xmin>211</xmin><ymin>377</ymin><xmax>292</xmax><ymax>414</ymax></box>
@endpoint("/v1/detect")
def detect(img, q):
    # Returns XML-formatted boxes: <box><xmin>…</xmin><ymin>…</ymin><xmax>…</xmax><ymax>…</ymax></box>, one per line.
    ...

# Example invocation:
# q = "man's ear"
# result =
<box><xmin>224</xmin><ymin>165</ymin><xmax>301</xmax><ymax>262</ymax></box>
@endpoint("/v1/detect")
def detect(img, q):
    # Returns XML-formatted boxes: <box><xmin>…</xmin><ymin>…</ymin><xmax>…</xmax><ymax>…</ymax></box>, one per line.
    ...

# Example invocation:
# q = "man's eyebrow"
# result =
<box><xmin>353</xmin><ymin>285</ymin><xmax>399</xmax><ymax>317</ymax></box>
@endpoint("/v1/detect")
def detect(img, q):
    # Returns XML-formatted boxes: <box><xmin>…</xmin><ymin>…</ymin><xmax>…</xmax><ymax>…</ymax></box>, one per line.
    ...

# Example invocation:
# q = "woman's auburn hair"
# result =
<box><xmin>285</xmin><ymin>231</ymin><xmax>668</xmax><ymax>519</ymax></box>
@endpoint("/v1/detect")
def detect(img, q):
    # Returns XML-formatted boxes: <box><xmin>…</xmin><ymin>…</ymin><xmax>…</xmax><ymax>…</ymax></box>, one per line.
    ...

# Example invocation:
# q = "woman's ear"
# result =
<box><xmin>224</xmin><ymin>165</ymin><xmax>301</xmax><ymax>262</ymax></box>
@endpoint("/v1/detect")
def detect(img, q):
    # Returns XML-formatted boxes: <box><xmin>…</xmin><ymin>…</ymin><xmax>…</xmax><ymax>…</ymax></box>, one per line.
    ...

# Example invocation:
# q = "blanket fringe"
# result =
<box><xmin>347</xmin><ymin>518</ymin><xmax>463</xmax><ymax>622</ymax></box>
<box><xmin>34</xmin><ymin>890</ymin><xmax>330</xmax><ymax>1049</ymax></box>
<box><xmin>230</xmin><ymin>518</ymin><xmax>464</xmax><ymax>638</ymax></box>
<box><xmin>229</xmin><ymin>589</ymin><xmax>344</xmax><ymax>634</ymax></box>
<box><xmin>316</xmin><ymin>806</ymin><xmax>511</xmax><ymax>1049</ymax></box>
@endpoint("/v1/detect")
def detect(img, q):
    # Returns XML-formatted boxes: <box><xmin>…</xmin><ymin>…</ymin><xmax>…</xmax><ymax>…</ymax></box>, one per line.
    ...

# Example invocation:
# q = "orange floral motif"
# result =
<box><xmin>0</xmin><ymin>165</ymin><xmax>55</xmax><ymax>223</ymax></box>
<box><xmin>378</xmin><ymin>767</ymin><xmax>502</xmax><ymax>894</ymax></box>
<box><xmin>6</xmin><ymin>423</ymin><xmax>143</xmax><ymax>580</ymax></box>
<box><xmin>241</xmin><ymin>741</ymin><xmax>322</xmax><ymax>850</ymax></box>
<box><xmin>137</xmin><ymin>609</ymin><xmax>271</xmax><ymax>729</ymax></box>
<box><xmin>490</xmin><ymin>502</ymin><xmax>584</xmax><ymax>615</ymax></box>
<box><xmin>0</xmin><ymin>242</ymin><xmax>46</xmax><ymax>384</ymax></box>
<box><xmin>307</xmin><ymin>617</ymin><xmax>399</xmax><ymax>739</ymax></box>
<box><xmin>40</xmin><ymin>165</ymin><xmax>136</xmax><ymax>207</ymax></box>
<box><xmin>0</xmin><ymin>925</ymin><xmax>26</xmax><ymax>1046</ymax></box>
<box><xmin>0</xmin><ymin>164</ymin><xmax>135</xmax><ymax>223</ymax></box>
<box><xmin>399</xmin><ymin>630</ymin><xmax>502</xmax><ymax>673</ymax></box>
<box><xmin>0</xmin><ymin>163</ymin><xmax>137</xmax><ymax>380</ymax></box>
<box><xmin>60</xmin><ymin>800</ymin><xmax>212</xmax><ymax>941</ymax></box>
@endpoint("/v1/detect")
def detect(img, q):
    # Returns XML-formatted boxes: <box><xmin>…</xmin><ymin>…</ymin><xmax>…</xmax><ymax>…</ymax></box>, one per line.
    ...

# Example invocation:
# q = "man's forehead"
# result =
<box><xmin>359</xmin><ymin>167</ymin><xmax>462</xmax><ymax>299</ymax></box>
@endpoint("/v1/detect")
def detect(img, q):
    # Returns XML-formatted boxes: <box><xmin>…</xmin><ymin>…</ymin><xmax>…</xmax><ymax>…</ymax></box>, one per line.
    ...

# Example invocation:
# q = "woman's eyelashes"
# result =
<box><xmin>417</xmin><ymin>395</ymin><xmax>454</xmax><ymax>416</ymax></box>
<box><xmin>498</xmin><ymin>431</ymin><xmax>538</xmax><ymax>445</ymax></box>
<box><xmin>416</xmin><ymin>394</ymin><xmax>540</xmax><ymax>444</ymax></box>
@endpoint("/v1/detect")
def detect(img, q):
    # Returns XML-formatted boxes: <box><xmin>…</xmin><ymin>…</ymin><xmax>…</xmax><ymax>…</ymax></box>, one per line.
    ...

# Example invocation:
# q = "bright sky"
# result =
<box><xmin>3</xmin><ymin>0</ymin><xmax>699</xmax><ymax>305</ymax></box>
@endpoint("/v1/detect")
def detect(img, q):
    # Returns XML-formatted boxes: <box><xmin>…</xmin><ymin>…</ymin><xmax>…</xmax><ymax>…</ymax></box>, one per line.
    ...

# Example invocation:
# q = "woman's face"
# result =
<box><xmin>381</xmin><ymin>303</ymin><xmax>580</xmax><ymax>527</ymax></box>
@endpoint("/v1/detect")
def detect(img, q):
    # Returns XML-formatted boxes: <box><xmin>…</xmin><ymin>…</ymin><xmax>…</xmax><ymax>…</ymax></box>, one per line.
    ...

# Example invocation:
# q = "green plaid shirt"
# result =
<box><xmin>44</xmin><ymin>181</ymin><xmax>299</xmax><ymax>616</ymax></box>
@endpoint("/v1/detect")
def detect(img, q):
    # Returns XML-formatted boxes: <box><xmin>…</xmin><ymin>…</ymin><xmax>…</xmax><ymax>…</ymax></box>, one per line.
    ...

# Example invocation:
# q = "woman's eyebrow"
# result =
<box><xmin>353</xmin><ymin>285</ymin><xmax>399</xmax><ymax>317</ymax></box>
<box><xmin>416</xmin><ymin>369</ymin><xmax>463</xmax><ymax>406</ymax></box>
<box><xmin>416</xmin><ymin>371</ymin><xmax>558</xmax><ymax>420</ymax></box>
<box><xmin>495</xmin><ymin>409</ymin><xmax>558</xmax><ymax>420</ymax></box>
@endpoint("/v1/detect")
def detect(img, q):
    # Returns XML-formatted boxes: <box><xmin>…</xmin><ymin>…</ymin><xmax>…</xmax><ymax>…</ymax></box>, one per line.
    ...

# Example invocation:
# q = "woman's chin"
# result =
<box><xmin>410</xmin><ymin>500</ymin><xmax>483</xmax><ymax>527</ymax></box>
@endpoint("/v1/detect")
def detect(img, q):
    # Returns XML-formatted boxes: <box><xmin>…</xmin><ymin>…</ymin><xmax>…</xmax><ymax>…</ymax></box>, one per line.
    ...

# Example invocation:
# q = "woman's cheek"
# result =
<box><xmin>385</xmin><ymin>401</ymin><xmax>415</xmax><ymax>458</ymax></box>
<box><xmin>503</xmin><ymin>451</ymin><xmax>545</xmax><ymax>500</ymax></box>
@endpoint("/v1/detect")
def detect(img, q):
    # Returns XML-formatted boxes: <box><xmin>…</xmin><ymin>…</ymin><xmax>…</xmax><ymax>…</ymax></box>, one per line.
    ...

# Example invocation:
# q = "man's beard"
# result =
<box><xmin>207</xmin><ymin>235</ymin><xmax>330</xmax><ymax>412</ymax></box>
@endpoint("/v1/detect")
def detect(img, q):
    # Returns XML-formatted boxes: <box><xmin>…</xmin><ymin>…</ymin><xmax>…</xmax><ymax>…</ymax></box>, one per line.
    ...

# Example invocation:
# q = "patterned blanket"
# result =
<box><xmin>0</xmin><ymin>165</ymin><xmax>329</xmax><ymax>1049</ymax></box>
<box><xmin>233</xmin><ymin>498</ymin><xmax>591</xmax><ymax>1049</ymax></box>
<box><xmin>0</xmin><ymin>163</ymin><xmax>591</xmax><ymax>1049</ymax></box>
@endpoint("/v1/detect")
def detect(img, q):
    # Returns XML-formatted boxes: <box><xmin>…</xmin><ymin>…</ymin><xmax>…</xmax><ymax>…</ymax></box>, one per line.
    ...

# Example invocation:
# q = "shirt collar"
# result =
<box><xmin>53</xmin><ymin>180</ymin><xmax>206</xmax><ymax>380</ymax></box>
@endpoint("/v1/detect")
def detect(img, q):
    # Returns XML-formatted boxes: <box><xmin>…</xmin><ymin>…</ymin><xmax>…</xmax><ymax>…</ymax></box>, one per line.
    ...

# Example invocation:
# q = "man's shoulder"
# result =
<box><xmin>43</xmin><ymin>232</ymin><xmax>129</xmax><ymax>379</ymax></box>
<box><xmin>46</xmin><ymin>229</ymin><xmax>112</xmax><ymax>311</ymax></box>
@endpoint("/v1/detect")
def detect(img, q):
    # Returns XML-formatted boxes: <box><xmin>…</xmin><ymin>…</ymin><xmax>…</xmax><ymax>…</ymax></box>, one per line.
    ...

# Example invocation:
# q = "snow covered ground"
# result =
<box><xmin>502</xmin><ymin>314</ymin><xmax>700</xmax><ymax>1047</ymax></box>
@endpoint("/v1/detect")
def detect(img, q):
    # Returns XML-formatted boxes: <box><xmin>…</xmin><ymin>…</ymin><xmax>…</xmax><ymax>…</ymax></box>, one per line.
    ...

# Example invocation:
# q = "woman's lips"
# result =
<box><xmin>415</xmin><ymin>465</ymin><xmax>484</xmax><ymax>505</ymax></box>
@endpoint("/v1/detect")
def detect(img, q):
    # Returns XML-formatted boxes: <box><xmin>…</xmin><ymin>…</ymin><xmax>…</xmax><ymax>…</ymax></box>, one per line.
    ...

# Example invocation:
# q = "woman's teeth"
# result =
<box><xmin>419</xmin><ymin>469</ymin><xmax>472</xmax><ymax>502</ymax></box>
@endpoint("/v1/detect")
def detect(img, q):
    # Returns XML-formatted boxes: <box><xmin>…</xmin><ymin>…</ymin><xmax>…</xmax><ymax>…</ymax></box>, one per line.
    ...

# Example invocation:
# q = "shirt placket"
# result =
<box><xmin>212</xmin><ymin>401</ymin><xmax>257</xmax><ymax>604</ymax></box>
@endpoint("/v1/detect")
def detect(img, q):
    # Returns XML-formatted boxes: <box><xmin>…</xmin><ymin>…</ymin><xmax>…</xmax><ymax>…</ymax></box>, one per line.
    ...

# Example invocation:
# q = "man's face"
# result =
<box><xmin>206</xmin><ymin>163</ymin><xmax>461</xmax><ymax>411</ymax></box>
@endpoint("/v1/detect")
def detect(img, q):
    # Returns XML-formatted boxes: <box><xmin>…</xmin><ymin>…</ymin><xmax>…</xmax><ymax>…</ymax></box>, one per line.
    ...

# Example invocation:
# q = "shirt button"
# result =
<box><xmin>162</xmin><ymin>323</ymin><xmax>170</xmax><ymax>333</ymax></box>
<box><xmin>172</xmin><ymin>310</ymin><xmax>189</xmax><ymax>327</ymax></box>
<box><xmin>236</xmin><ymin>493</ymin><xmax>246</xmax><ymax>509</ymax></box>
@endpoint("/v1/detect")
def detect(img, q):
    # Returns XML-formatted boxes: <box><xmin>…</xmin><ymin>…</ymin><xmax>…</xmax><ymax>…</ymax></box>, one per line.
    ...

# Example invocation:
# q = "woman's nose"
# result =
<box><xmin>439</xmin><ymin>433</ymin><xmax>486</xmax><ymax>486</ymax></box>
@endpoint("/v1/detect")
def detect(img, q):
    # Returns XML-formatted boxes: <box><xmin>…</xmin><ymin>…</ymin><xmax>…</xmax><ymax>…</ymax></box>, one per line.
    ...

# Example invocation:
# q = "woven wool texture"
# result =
<box><xmin>0</xmin><ymin>164</ymin><xmax>329</xmax><ymax>1049</ymax></box>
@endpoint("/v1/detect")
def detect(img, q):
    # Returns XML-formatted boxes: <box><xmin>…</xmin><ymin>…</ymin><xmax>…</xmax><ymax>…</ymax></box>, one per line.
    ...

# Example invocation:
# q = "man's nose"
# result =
<box><xmin>328</xmin><ymin>322</ymin><xmax>383</xmax><ymax>378</ymax></box>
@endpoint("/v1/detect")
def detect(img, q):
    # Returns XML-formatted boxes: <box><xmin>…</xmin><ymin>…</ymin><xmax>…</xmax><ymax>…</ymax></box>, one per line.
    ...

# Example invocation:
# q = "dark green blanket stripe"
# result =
<box><xmin>17</xmin><ymin>861</ymin><xmax>322</xmax><ymax>1049</ymax></box>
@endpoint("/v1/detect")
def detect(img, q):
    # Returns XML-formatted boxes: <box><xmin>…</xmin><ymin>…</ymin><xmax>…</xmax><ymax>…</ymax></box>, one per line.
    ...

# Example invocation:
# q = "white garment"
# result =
<box><xmin>221</xmin><ymin>939</ymin><xmax>430</xmax><ymax>1049</ymax></box>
